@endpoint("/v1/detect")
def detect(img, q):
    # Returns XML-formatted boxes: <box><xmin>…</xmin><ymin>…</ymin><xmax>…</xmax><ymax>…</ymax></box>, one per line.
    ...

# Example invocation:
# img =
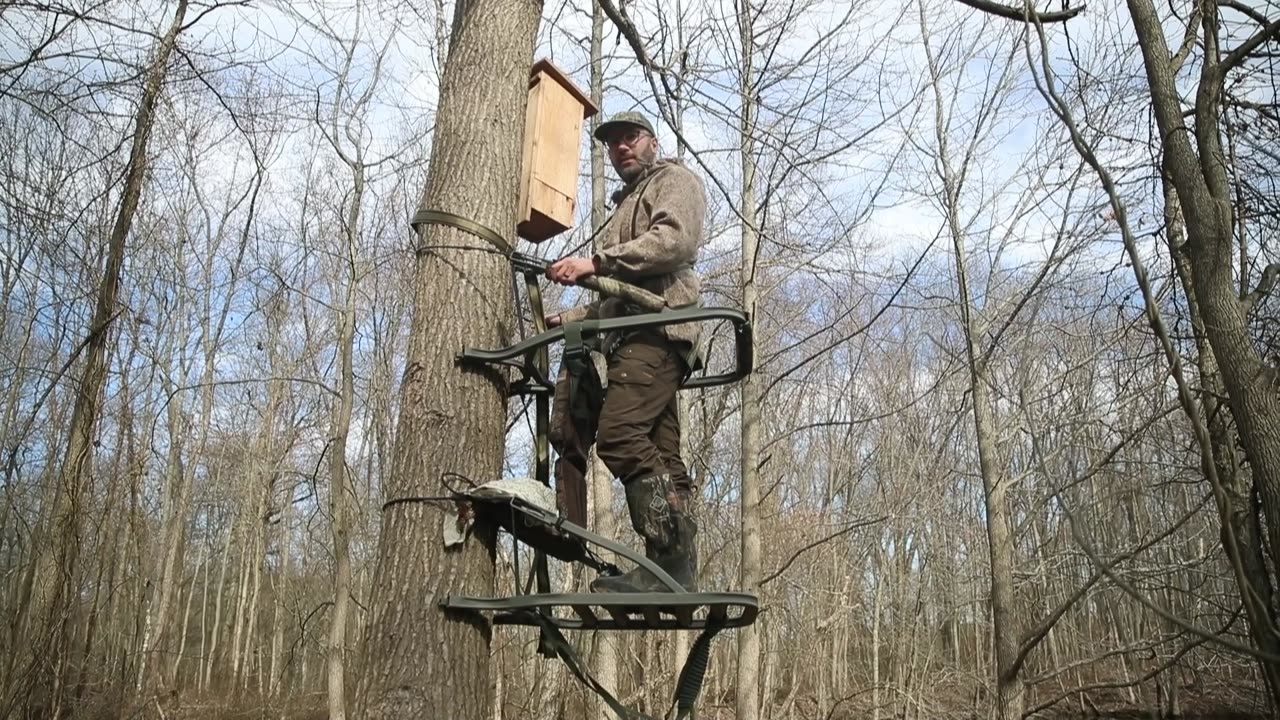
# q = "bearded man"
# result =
<box><xmin>545</xmin><ymin>111</ymin><xmax>705</xmax><ymax>593</ymax></box>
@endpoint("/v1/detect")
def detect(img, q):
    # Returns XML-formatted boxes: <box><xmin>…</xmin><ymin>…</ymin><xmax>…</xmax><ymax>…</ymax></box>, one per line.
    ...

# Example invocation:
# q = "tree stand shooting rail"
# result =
<box><xmin>414</xmin><ymin>207</ymin><xmax>758</xmax><ymax>720</ymax></box>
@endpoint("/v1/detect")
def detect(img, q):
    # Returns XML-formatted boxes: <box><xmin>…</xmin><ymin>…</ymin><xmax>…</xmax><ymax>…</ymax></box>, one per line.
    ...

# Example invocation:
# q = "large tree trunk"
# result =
<box><xmin>354</xmin><ymin>0</ymin><xmax>540</xmax><ymax>717</ymax></box>
<box><xmin>2</xmin><ymin>2</ymin><xmax>189</xmax><ymax>714</ymax></box>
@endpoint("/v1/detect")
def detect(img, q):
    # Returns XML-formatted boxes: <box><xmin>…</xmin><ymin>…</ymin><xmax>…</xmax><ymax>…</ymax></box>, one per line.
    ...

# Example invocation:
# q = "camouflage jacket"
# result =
<box><xmin>561</xmin><ymin>158</ymin><xmax>706</xmax><ymax>362</ymax></box>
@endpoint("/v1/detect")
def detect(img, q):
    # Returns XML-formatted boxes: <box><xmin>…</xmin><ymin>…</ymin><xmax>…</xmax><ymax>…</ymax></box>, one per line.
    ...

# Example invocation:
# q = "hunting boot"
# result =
<box><xmin>590</xmin><ymin>474</ymin><xmax>698</xmax><ymax>593</ymax></box>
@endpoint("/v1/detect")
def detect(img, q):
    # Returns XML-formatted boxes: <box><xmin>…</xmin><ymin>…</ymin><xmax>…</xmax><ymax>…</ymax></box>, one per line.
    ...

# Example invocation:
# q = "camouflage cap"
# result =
<box><xmin>592</xmin><ymin>111</ymin><xmax>656</xmax><ymax>142</ymax></box>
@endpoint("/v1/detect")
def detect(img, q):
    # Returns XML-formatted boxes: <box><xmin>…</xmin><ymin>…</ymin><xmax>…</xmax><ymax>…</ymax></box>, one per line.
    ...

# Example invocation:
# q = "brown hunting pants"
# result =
<box><xmin>549</xmin><ymin>334</ymin><xmax>693</xmax><ymax>526</ymax></box>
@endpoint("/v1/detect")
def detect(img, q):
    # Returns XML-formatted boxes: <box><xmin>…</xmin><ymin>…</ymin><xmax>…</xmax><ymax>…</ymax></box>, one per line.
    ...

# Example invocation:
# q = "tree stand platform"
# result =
<box><xmin>441</xmin><ymin>487</ymin><xmax>758</xmax><ymax>631</ymax></box>
<box><xmin>440</xmin><ymin>483</ymin><xmax>756</xmax><ymax>720</ymax></box>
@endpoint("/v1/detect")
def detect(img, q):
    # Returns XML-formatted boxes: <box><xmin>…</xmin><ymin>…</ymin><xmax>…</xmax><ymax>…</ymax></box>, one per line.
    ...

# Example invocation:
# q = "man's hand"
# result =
<box><xmin>545</xmin><ymin>313</ymin><xmax>562</xmax><ymax>328</ymax></box>
<box><xmin>547</xmin><ymin>256</ymin><xmax>598</xmax><ymax>286</ymax></box>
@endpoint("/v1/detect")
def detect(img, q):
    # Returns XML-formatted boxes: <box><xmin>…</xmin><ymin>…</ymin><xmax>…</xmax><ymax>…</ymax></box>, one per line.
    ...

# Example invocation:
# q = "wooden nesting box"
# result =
<box><xmin>517</xmin><ymin>59</ymin><xmax>599</xmax><ymax>243</ymax></box>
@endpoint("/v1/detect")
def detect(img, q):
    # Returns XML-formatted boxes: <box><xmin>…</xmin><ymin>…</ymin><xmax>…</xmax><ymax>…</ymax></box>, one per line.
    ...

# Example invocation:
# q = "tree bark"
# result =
<box><xmin>1166</xmin><ymin>191</ymin><xmax>1280</xmax><ymax>698</ymax></box>
<box><xmin>354</xmin><ymin>0</ymin><xmax>540</xmax><ymax>716</ymax></box>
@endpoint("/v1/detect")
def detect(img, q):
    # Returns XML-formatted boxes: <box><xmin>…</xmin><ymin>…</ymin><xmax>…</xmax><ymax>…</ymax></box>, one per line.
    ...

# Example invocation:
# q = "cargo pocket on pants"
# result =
<box><xmin>607</xmin><ymin>343</ymin><xmax>666</xmax><ymax>387</ymax></box>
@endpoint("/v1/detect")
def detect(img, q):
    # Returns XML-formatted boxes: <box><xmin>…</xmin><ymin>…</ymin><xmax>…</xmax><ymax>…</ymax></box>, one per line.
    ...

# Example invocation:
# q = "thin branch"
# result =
<box><xmin>1021</xmin><ymin>611</ymin><xmax>1238</xmax><ymax>718</ymax></box>
<box><xmin>1007</xmin><ymin>488</ymin><xmax>1212</xmax><ymax>679</ymax></box>
<box><xmin>1171</xmin><ymin>3</ymin><xmax>1204</xmax><ymax>73</ymax></box>
<box><xmin>1219</xmin><ymin>13</ymin><xmax>1280</xmax><ymax>73</ymax></box>
<box><xmin>760</xmin><ymin>515</ymin><xmax>887</xmax><ymax>587</ymax></box>
<box><xmin>1219</xmin><ymin>0</ymin><xmax>1270</xmax><ymax>27</ymax></box>
<box><xmin>1056</xmin><ymin>494</ymin><xmax>1280</xmax><ymax>661</ymax></box>
<box><xmin>955</xmin><ymin>0</ymin><xmax>1085</xmax><ymax>23</ymax></box>
<box><xmin>1242</xmin><ymin>262</ymin><xmax>1279</xmax><ymax>313</ymax></box>
<box><xmin>762</xmin><ymin>236</ymin><xmax>938</xmax><ymax>396</ymax></box>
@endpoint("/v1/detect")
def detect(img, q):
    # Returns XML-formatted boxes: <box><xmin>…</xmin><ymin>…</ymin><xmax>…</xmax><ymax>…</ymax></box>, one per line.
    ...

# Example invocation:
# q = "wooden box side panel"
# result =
<box><xmin>530</xmin><ymin>77</ymin><xmax>583</xmax><ymax>225</ymax></box>
<box><xmin>516</xmin><ymin>77</ymin><xmax>546</xmax><ymax>230</ymax></box>
<box><xmin>517</xmin><ymin>68</ymin><xmax>589</xmax><ymax>243</ymax></box>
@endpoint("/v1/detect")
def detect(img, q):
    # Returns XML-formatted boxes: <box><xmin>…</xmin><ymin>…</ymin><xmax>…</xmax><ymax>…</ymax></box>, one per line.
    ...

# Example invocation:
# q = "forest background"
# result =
<box><xmin>1</xmin><ymin>0</ymin><xmax>1279</xmax><ymax>718</ymax></box>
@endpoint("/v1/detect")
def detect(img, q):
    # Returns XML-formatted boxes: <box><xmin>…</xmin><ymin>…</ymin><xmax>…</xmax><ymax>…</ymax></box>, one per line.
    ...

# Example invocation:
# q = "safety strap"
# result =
<box><xmin>411</xmin><ymin>207</ymin><xmax>666</xmax><ymax>311</ymax></box>
<box><xmin>412</xmin><ymin>208</ymin><xmax>513</xmax><ymax>254</ymax></box>
<box><xmin>561</xmin><ymin>320</ymin><xmax>596</xmax><ymax>389</ymax></box>
<box><xmin>668</xmin><ymin>622</ymin><xmax>723</xmax><ymax>719</ymax></box>
<box><xmin>561</xmin><ymin>320</ymin><xmax>605</xmax><ymax>475</ymax></box>
<box><xmin>527</xmin><ymin>608</ymin><xmax>724</xmax><ymax>720</ymax></box>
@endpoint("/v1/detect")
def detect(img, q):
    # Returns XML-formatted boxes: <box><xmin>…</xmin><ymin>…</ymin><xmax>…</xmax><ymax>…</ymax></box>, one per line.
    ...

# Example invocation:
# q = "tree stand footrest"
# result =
<box><xmin>441</xmin><ymin>591</ymin><xmax>758</xmax><ymax>631</ymax></box>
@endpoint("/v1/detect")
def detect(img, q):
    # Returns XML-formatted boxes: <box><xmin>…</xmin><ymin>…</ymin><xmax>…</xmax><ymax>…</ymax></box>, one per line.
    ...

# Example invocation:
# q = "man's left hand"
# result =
<box><xmin>547</xmin><ymin>257</ymin><xmax>597</xmax><ymax>286</ymax></box>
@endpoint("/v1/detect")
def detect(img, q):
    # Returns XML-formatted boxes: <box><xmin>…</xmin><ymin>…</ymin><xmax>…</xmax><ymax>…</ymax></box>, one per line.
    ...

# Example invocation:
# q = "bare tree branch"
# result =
<box><xmin>955</xmin><ymin>0</ymin><xmax>1085</xmax><ymax>23</ymax></box>
<box><xmin>760</xmin><ymin>515</ymin><xmax>887</xmax><ymax>587</ymax></box>
<box><xmin>1219</xmin><ymin>14</ymin><xmax>1280</xmax><ymax>74</ymax></box>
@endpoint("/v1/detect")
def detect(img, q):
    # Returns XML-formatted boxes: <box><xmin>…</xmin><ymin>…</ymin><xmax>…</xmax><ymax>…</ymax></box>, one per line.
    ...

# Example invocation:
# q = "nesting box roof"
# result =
<box><xmin>529</xmin><ymin>59</ymin><xmax>599</xmax><ymax>120</ymax></box>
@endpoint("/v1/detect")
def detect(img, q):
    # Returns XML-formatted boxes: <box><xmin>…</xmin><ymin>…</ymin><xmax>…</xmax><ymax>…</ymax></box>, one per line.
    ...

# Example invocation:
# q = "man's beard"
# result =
<box><xmin>618</xmin><ymin>148</ymin><xmax>657</xmax><ymax>182</ymax></box>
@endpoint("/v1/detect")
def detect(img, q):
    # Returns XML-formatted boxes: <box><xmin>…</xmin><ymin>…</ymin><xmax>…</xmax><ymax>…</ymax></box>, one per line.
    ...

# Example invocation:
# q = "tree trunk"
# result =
<box><xmin>587</xmin><ymin>6</ymin><xmax>619</xmax><ymax>715</ymax></box>
<box><xmin>1166</xmin><ymin>190</ymin><xmax>1280</xmax><ymax>696</ymax></box>
<box><xmin>198</xmin><ymin>528</ymin><xmax>212</xmax><ymax>694</ymax></box>
<box><xmin>736</xmin><ymin>2</ymin><xmax>763</xmax><ymax>718</ymax></box>
<box><xmin>354</xmin><ymin>0</ymin><xmax>540</xmax><ymax>716</ymax></box>
<box><xmin>969</xmin><ymin>376</ymin><xmax>1023</xmax><ymax>720</ymax></box>
<box><xmin>269</xmin><ymin>500</ymin><xmax>290</xmax><ymax>697</ymax></box>
<box><xmin>2</xmin><ymin>2</ymin><xmax>189</xmax><ymax>714</ymax></box>
<box><xmin>921</xmin><ymin>4</ymin><xmax>1021</xmax><ymax>712</ymax></box>
<box><xmin>229</xmin><ymin>523</ymin><xmax>253</xmax><ymax>688</ymax></box>
<box><xmin>173</xmin><ymin>543</ymin><xmax>202</xmax><ymax>687</ymax></box>
<box><xmin>872</xmin><ymin>551</ymin><xmax>884</xmax><ymax>720</ymax></box>
<box><xmin>243</xmin><ymin>516</ymin><xmax>263</xmax><ymax>694</ymax></box>
<box><xmin>327</xmin><ymin>129</ymin><xmax>364</xmax><ymax>720</ymax></box>
<box><xmin>74</xmin><ymin>395</ymin><xmax>132</xmax><ymax>702</ymax></box>
<box><xmin>205</xmin><ymin>520</ymin><xmax>233</xmax><ymax>690</ymax></box>
<box><xmin>138</xmin><ymin>369</ymin><xmax>189</xmax><ymax>694</ymax></box>
<box><xmin>1127</xmin><ymin>0</ymin><xmax>1280</xmax><ymax>699</ymax></box>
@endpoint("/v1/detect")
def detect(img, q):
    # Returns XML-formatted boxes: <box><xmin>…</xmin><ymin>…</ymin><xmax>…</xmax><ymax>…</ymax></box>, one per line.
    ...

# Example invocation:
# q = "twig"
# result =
<box><xmin>760</xmin><ymin>515</ymin><xmax>887</xmax><ymax>587</ymax></box>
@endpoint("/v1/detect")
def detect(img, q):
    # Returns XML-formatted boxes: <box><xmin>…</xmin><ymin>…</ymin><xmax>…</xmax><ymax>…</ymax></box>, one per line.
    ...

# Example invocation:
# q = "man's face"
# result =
<box><xmin>604</xmin><ymin>126</ymin><xmax>658</xmax><ymax>182</ymax></box>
